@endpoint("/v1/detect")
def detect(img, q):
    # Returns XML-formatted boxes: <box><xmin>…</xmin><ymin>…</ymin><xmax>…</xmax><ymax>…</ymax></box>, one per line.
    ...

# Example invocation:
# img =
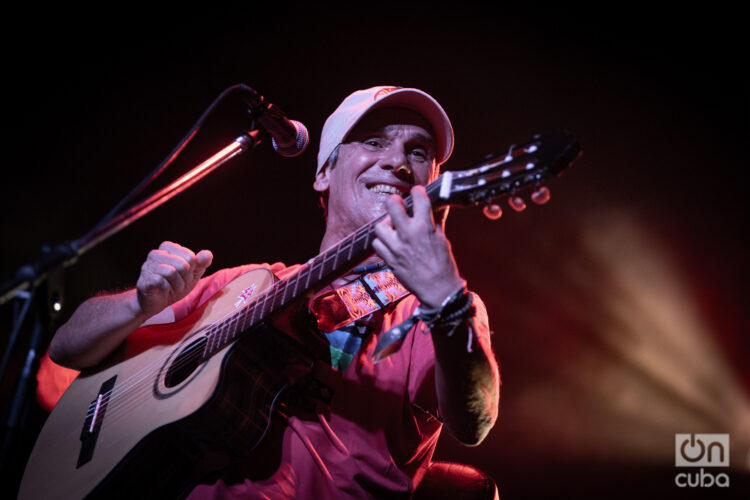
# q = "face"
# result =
<box><xmin>314</xmin><ymin>107</ymin><xmax>438</xmax><ymax>241</ymax></box>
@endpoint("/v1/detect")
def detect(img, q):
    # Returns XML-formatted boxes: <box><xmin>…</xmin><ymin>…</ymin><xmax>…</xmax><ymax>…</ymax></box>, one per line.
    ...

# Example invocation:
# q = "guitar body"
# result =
<box><xmin>19</xmin><ymin>268</ymin><xmax>317</xmax><ymax>499</ymax></box>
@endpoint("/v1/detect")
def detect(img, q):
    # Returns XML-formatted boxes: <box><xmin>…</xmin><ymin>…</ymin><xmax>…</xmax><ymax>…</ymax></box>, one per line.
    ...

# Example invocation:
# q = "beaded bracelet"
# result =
<box><xmin>372</xmin><ymin>284</ymin><xmax>479</xmax><ymax>361</ymax></box>
<box><xmin>418</xmin><ymin>285</ymin><xmax>475</xmax><ymax>332</ymax></box>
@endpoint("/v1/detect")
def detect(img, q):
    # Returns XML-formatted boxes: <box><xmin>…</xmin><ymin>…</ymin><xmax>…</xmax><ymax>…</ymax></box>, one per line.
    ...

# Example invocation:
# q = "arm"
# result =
<box><xmin>429</xmin><ymin>301</ymin><xmax>499</xmax><ymax>445</ymax></box>
<box><xmin>372</xmin><ymin>186</ymin><xmax>500</xmax><ymax>445</ymax></box>
<box><xmin>49</xmin><ymin>242</ymin><xmax>213</xmax><ymax>370</ymax></box>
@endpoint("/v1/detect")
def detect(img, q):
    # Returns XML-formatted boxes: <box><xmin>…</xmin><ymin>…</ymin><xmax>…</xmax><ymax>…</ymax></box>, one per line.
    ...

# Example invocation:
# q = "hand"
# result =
<box><xmin>372</xmin><ymin>186</ymin><xmax>464</xmax><ymax>309</ymax></box>
<box><xmin>135</xmin><ymin>241</ymin><xmax>213</xmax><ymax>317</ymax></box>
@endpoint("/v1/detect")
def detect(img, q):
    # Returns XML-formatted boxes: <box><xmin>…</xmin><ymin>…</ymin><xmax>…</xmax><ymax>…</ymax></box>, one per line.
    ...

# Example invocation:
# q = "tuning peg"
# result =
<box><xmin>531</xmin><ymin>186</ymin><xmax>551</xmax><ymax>205</ymax></box>
<box><xmin>508</xmin><ymin>196</ymin><xmax>526</xmax><ymax>212</ymax></box>
<box><xmin>482</xmin><ymin>203</ymin><xmax>503</xmax><ymax>220</ymax></box>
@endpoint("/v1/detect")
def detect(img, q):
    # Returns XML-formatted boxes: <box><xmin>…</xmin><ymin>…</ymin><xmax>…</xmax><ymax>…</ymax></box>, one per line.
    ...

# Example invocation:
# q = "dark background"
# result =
<box><xmin>1</xmin><ymin>5</ymin><xmax>747</xmax><ymax>498</ymax></box>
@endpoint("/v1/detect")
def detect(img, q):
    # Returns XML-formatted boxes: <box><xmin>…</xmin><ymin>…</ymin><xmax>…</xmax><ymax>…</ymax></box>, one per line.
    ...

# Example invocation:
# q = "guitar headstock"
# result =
<box><xmin>428</xmin><ymin>132</ymin><xmax>581</xmax><ymax>215</ymax></box>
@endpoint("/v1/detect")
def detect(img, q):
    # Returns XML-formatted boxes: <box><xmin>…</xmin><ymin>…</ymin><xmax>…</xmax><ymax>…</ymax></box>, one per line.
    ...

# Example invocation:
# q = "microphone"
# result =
<box><xmin>240</xmin><ymin>87</ymin><xmax>309</xmax><ymax>157</ymax></box>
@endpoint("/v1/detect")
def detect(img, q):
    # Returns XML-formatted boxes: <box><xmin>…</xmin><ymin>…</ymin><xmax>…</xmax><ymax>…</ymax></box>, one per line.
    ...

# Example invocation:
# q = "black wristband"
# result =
<box><xmin>421</xmin><ymin>286</ymin><xmax>474</xmax><ymax>331</ymax></box>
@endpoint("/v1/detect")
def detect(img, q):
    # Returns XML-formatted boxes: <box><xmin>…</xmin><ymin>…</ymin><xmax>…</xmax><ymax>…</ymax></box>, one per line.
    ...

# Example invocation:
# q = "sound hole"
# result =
<box><xmin>164</xmin><ymin>337</ymin><xmax>207</xmax><ymax>388</ymax></box>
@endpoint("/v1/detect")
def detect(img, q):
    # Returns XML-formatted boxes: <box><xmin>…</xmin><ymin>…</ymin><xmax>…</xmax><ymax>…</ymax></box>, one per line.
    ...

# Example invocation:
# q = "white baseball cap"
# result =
<box><xmin>316</xmin><ymin>86</ymin><xmax>454</xmax><ymax>175</ymax></box>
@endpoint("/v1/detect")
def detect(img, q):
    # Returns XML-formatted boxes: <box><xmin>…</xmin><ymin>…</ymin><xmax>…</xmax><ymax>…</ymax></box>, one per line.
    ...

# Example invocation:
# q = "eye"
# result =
<box><xmin>409</xmin><ymin>147</ymin><xmax>429</xmax><ymax>161</ymax></box>
<box><xmin>362</xmin><ymin>137</ymin><xmax>384</xmax><ymax>148</ymax></box>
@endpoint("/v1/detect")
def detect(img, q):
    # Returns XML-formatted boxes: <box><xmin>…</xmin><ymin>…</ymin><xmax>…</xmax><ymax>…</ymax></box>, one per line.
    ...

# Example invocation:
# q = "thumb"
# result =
<box><xmin>194</xmin><ymin>249</ymin><xmax>213</xmax><ymax>275</ymax></box>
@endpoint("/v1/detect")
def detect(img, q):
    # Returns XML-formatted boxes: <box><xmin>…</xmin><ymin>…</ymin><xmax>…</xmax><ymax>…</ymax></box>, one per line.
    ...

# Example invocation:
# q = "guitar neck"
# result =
<box><xmin>198</xmin><ymin>178</ymin><xmax>451</xmax><ymax>358</ymax></box>
<box><xmin>197</xmin><ymin>131</ymin><xmax>581</xmax><ymax>359</ymax></box>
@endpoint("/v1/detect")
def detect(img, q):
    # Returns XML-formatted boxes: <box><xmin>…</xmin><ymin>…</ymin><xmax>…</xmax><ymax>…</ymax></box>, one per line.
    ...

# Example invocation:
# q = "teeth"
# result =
<box><xmin>368</xmin><ymin>184</ymin><xmax>403</xmax><ymax>195</ymax></box>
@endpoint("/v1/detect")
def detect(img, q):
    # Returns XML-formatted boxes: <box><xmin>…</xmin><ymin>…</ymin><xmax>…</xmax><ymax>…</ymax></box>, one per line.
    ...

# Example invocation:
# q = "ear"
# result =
<box><xmin>313</xmin><ymin>164</ymin><xmax>331</xmax><ymax>193</ymax></box>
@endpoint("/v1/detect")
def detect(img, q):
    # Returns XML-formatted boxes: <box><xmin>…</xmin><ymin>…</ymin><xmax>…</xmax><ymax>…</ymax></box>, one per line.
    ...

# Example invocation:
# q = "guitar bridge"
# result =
<box><xmin>77</xmin><ymin>375</ymin><xmax>116</xmax><ymax>468</ymax></box>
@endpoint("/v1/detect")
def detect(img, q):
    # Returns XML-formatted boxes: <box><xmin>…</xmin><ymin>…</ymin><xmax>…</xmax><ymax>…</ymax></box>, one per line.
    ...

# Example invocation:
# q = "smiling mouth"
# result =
<box><xmin>366</xmin><ymin>183</ymin><xmax>410</xmax><ymax>197</ymax></box>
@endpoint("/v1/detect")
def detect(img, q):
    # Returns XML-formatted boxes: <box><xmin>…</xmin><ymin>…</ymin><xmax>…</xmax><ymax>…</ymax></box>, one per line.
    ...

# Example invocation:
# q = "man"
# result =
<box><xmin>49</xmin><ymin>86</ymin><xmax>500</xmax><ymax>498</ymax></box>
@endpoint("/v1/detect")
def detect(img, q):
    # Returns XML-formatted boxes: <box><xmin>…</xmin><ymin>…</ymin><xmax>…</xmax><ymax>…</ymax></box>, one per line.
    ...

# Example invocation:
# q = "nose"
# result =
<box><xmin>378</xmin><ymin>144</ymin><xmax>411</xmax><ymax>180</ymax></box>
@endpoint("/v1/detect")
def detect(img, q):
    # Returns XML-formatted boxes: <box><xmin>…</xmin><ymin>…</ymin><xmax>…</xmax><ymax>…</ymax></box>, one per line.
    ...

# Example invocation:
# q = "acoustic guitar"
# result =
<box><xmin>19</xmin><ymin>132</ymin><xmax>580</xmax><ymax>498</ymax></box>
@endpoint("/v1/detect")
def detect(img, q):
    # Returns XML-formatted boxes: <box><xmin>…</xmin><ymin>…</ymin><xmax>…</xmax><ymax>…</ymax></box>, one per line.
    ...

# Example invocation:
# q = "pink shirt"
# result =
<box><xmin>173</xmin><ymin>263</ymin><xmax>488</xmax><ymax>499</ymax></box>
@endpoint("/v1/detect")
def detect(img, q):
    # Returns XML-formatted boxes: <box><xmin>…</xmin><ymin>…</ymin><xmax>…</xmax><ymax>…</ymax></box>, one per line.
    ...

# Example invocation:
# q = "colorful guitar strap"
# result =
<box><xmin>309</xmin><ymin>267</ymin><xmax>410</xmax><ymax>370</ymax></box>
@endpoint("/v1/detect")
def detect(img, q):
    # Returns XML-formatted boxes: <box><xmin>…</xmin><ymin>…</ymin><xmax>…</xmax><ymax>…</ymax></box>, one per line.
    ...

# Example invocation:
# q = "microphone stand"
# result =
<box><xmin>0</xmin><ymin>129</ymin><xmax>261</xmax><ymax>470</ymax></box>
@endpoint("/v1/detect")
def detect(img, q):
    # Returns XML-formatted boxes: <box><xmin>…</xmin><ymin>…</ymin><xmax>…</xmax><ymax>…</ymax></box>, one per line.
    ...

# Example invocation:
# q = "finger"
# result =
<box><xmin>373</xmin><ymin>218</ymin><xmax>399</xmax><ymax>248</ymax></box>
<box><xmin>153</xmin><ymin>263</ymin><xmax>187</xmax><ymax>294</ymax></box>
<box><xmin>138</xmin><ymin>267</ymin><xmax>170</xmax><ymax>293</ymax></box>
<box><xmin>372</xmin><ymin>238</ymin><xmax>396</xmax><ymax>266</ymax></box>
<box><xmin>385</xmin><ymin>195</ymin><xmax>410</xmax><ymax>232</ymax></box>
<box><xmin>194</xmin><ymin>249</ymin><xmax>213</xmax><ymax>278</ymax></box>
<box><xmin>148</xmin><ymin>250</ymin><xmax>192</xmax><ymax>284</ymax></box>
<box><xmin>159</xmin><ymin>241</ymin><xmax>197</xmax><ymax>267</ymax></box>
<box><xmin>410</xmin><ymin>185</ymin><xmax>435</xmax><ymax>227</ymax></box>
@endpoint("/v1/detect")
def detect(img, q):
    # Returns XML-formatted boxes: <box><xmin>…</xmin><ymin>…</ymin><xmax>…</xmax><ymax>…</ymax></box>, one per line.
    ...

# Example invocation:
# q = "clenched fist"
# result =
<box><xmin>135</xmin><ymin>241</ymin><xmax>213</xmax><ymax>317</ymax></box>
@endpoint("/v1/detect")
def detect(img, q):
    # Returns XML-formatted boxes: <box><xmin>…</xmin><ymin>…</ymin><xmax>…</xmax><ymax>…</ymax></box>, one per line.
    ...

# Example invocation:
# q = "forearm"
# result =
<box><xmin>49</xmin><ymin>289</ymin><xmax>152</xmax><ymax>370</ymax></box>
<box><xmin>432</xmin><ymin>317</ymin><xmax>500</xmax><ymax>446</ymax></box>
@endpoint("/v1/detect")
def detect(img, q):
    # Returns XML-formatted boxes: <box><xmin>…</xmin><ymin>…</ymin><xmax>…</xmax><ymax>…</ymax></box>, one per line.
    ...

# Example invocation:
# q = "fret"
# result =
<box><xmin>319</xmin><ymin>251</ymin><xmax>331</xmax><ymax>280</ymax></box>
<box><xmin>214</xmin><ymin>320</ymin><xmax>230</xmax><ymax>350</ymax></box>
<box><xmin>248</xmin><ymin>299</ymin><xmax>260</xmax><ymax>327</ymax></box>
<box><xmin>346</xmin><ymin>234</ymin><xmax>354</xmax><ymax>261</ymax></box>
<box><xmin>304</xmin><ymin>265</ymin><xmax>312</xmax><ymax>290</ymax></box>
<box><xmin>212</xmin><ymin>322</ymin><xmax>224</xmax><ymax>352</ymax></box>
<box><xmin>292</xmin><ymin>270</ymin><xmax>300</xmax><ymax>297</ymax></box>
<box><xmin>226</xmin><ymin>316</ymin><xmax>236</xmax><ymax>345</ymax></box>
<box><xmin>215</xmin><ymin>324</ymin><xmax>225</xmax><ymax>352</ymax></box>
<box><xmin>274</xmin><ymin>283</ymin><xmax>284</xmax><ymax>310</ymax></box>
<box><xmin>310</xmin><ymin>255</ymin><xmax>323</xmax><ymax>283</ymax></box>
<box><xmin>202</xmin><ymin>327</ymin><xmax>214</xmax><ymax>358</ymax></box>
<box><xmin>307</xmin><ymin>261</ymin><xmax>316</xmax><ymax>288</ymax></box>
<box><xmin>317</xmin><ymin>254</ymin><xmax>326</xmax><ymax>281</ymax></box>
<box><xmin>332</xmin><ymin>241</ymin><xmax>342</xmax><ymax>270</ymax></box>
<box><xmin>258</xmin><ymin>291</ymin><xmax>268</xmax><ymax>318</ymax></box>
<box><xmin>217</xmin><ymin>323</ymin><xmax>226</xmax><ymax>352</ymax></box>
<box><xmin>235</xmin><ymin>313</ymin><xmax>244</xmax><ymax>339</ymax></box>
<box><xmin>280</xmin><ymin>279</ymin><xmax>289</xmax><ymax>306</ymax></box>
<box><xmin>222</xmin><ymin>318</ymin><xmax>231</xmax><ymax>346</ymax></box>
<box><xmin>261</xmin><ymin>290</ymin><xmax>273</xmax><ymax>318</ymax></box>
<box><xmin>268</xmin><ymin>285</ymin><xmax>281</xmax><ymax>315</ymax></box>
<box><xmin>352</xmin><ymin>230</ymin><xmax>365</xmax><ymax>256</ymax></box>
<box><xmin>224</xmin><ymin>316</ymin><xmax>235</xmax><ymax>345</ymax></box>
<box><xmin>238</xmin><ymin>304</ymin><xmax>250</xmax><ymax>334</ymax></box>
<box><xmin>210</xmin><ymin>325</ymin><xmax>219</xmax><ymax>353</ymax></box>
<box><xmin>362</xmin><ymin>224</ymin><xmax>372</xmax><ymax>248</ymax></box>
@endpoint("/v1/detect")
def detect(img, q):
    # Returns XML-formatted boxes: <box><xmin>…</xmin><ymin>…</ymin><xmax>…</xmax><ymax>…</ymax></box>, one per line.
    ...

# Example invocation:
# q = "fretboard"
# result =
<box><xmin>198</xmin><ymin>216</ymin><xmax>382</xmax><ymax>358</ymax></box>
<box><xmin>197</xmin><ymin>178</ymin><xmax>447</xmax><ymax>360</ymax></box>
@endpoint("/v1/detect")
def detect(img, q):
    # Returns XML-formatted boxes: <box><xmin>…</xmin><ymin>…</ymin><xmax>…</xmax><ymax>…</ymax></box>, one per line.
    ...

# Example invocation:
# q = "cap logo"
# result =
<box><xmin>373</xmin><ymin>87</ymin><xmax>401</xmax><ymax>100</ymax></box>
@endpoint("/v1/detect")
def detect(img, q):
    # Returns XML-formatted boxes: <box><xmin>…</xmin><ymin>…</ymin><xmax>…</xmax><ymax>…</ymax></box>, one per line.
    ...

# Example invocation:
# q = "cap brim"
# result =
<box><xmin>343</xmin><ymin>88</ymin><xmax>454</xmax><ymax>166</ymax></box>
